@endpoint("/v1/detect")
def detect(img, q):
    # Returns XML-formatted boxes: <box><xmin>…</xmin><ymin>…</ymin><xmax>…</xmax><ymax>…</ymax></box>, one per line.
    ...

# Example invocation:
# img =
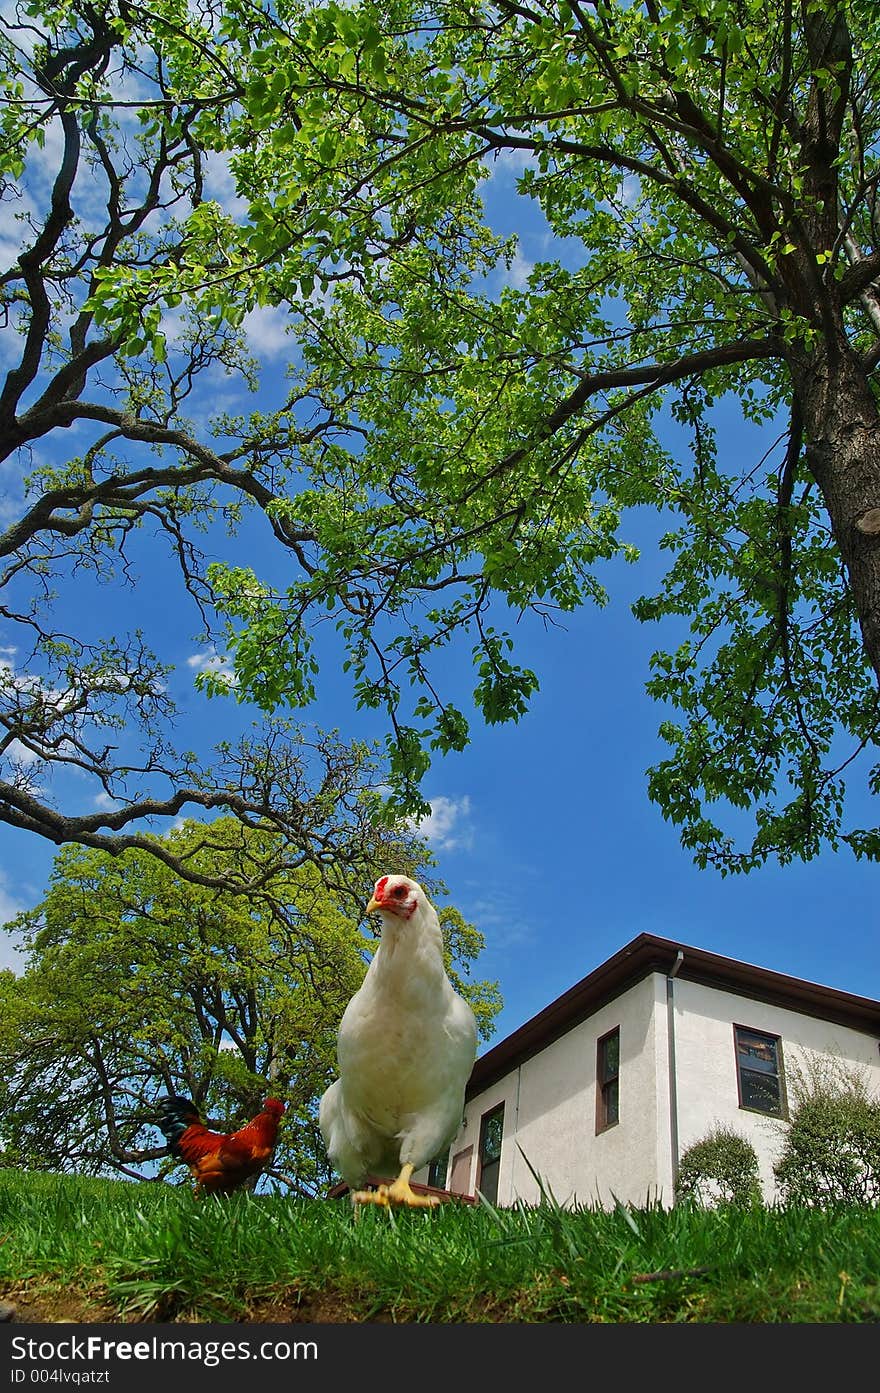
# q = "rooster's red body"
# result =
<box><xmin>157</xmin><ymin>1095</ymin><xmax>284</xmax><ymax>1196</ymax></box>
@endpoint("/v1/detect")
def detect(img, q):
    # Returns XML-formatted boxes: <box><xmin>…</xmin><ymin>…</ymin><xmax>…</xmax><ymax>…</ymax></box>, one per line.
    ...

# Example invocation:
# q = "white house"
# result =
<box><xmin>416</xmin><ymin>933</ymin><xmax>880</xmax><ymax>1208</ymax></box>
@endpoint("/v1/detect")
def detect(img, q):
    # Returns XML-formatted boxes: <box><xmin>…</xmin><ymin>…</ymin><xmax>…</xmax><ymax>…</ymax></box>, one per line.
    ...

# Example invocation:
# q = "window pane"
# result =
<box><xmin>480</xmin><ymin>1108</ymin><xmax>504</xmax><ymax>1164</ymax></box>
<box><xmin>740</xmin><ymin>1068</ymin><xmax>782</xmax><ymax>1114</ymax></box>
<box><xmin>603</xmin><ymin>1078</ymin><xmax>619</xmax><ymax>1126</ymax></box>
<box><xmin>428</xmin><ymin>1150</ymin><xmax>449</xmax><ymax>1188</ymax></box>
<box><xmin>480</xmin><ymin>1157</ymin><xmax>501</xmax><ymax>1205</ymax></box>
<box><xmin>601</xmin><ymin>1031</ymin><xmax>619</xmax><ymax>1081</ymax></box>
<box><xmin>737</xmin><ymin>1032</ymin><xmax>778</xmax><ymax>1074</ymax></box>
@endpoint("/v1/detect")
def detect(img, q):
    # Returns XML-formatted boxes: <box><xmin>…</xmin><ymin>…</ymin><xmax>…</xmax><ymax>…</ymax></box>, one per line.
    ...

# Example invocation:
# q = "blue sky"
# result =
<box><xmin>2</xmin><ymin>401</ymin><xmax>877</xmax><ymax>1047</ymax></box>
<box><xmin>1</xmin><ymin>110</ymin><xmax>878</xmax><ymax>1056</ymax></box>
<box><xmin>2</xmin><ymin>462</ymin><xmax>877</xmax><ymax>1044</ymax></box>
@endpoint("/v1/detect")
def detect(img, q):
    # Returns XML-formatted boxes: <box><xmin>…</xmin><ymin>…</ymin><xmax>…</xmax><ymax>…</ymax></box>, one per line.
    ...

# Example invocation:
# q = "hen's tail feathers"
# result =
<box><xmin>157</xmin><ymin>1095</ymin><xmax>201</xmax><ymax>1156</ymax></box>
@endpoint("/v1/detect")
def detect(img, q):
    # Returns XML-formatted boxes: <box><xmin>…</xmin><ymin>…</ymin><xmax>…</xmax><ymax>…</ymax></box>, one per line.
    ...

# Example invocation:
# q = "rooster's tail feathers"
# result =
<box><xmin>157</xmin><ymin>1094</ymin><xmax>201</xmax><ymax>1155</ymax></box>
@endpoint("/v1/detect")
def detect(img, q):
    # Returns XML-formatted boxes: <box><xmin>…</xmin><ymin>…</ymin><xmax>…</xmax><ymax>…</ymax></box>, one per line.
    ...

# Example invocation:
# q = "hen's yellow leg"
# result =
<box><xmin>386</xmin><ymin>1163</ymin><xmax>441</xmax><ymax>1208</ymax></box>
<box><xmin>351</xmin><ymin>1186</ymin><xmax>387</xmax><ymax>1209</ymax></box>
<box><xmin>352</xmin><ymin>1163</ymin><xmax>441</xmax><ymax>1210</ymax></box>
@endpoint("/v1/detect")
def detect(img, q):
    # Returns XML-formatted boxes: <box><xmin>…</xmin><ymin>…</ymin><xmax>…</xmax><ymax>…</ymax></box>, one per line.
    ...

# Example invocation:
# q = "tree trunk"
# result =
<box><xmin>792</xmin><ymin>341</ymin><xmax>880</xmax><ymax>688</ymax></box>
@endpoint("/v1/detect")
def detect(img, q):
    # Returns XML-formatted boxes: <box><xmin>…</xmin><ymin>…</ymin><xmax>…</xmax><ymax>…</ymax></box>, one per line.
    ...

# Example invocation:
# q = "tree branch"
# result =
<box><xmin>456</xmin><ymin>335</ymin><xmax>782</xmax><ymax>506</ymax></box>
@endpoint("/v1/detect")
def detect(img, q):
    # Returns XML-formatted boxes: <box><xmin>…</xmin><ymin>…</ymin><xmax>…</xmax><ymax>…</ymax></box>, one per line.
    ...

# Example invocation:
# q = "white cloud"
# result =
<box><xmin>482</xmin><ymin>147</ymin><xmax>538</xmax><ymax>182</ymax></box>
<box><xmin>0</xmin><ymin>652</ymin><xmax>114</xmax><ymax>733</ymax></box>
<box><xmin>411</xmin><ymin>794</ymin><xmax>474</xmax><ymax>853</ymax></box>
<box><xmin>202</xmin><ymin>152</ymin><xmax>250</xmax><ymax>223</ymax></box>
<box><xmin>616</xmin><ymin>174</ymin><xmax>642</xmax><ymax>208</ymax></box>
<box><xmin>0</xmin><ymin>698</ymin><xmax>50</xmax><ymax>799</ymax></box>
<box><xmin>186</xmin><ymin>648</ymin><xmax>237</xmax><ymax>687</ymax></box>
<box><xmin>0</xmin><ymin>870</ymin><xmax>29</xmax><ymax>974</ymax></box>
<box><xmin>0</xmin><ymin>2</ymin><xmax>61</xmax><ymax>63</ymax></box>
<box><xmin>0</xmin><ymin>872</ymin><xmax>25</xmax><ymax>922</ymax></box>
<box><xmin>242</xmin><ymin>305</ymin><xmax>293</xmax><ymax>358</ymax></box>
<box><xmin>0</xmin><ymin>187</ymin><xmax>36</xmax><ymax>273</ymax></box>
<box><xmin>504</xmin><ymin>245</ymin><xmax>534</xmax><ymax>290</ymax></box>
<box><xmin>3</xmin><ymin>737</ymin><xmax>40</xmax><ymax>766</ymax></box>
<box><xmin>0</xmin><ymin>930</ymin><xmax>26</xmax><ymax>974</ymax></box>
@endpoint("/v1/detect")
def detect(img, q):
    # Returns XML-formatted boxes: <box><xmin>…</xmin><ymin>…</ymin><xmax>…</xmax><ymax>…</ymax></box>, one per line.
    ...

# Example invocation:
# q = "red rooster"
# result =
<box><xmin>157</xmin><ymin>1095</ymin><xmax>284</xmax><ymax>1197</ymax></box>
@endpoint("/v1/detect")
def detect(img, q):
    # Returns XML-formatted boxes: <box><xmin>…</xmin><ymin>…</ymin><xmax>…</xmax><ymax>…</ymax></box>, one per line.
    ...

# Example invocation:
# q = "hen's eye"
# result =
<box><xmin>392</xmin><ymin>886</ymin><xmax>406</xmax><ymax>898</ymax></box>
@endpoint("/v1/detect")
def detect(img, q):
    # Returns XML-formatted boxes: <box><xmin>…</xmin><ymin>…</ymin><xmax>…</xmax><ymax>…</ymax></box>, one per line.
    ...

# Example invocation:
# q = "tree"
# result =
<box><xmin>248</xmin><ymin>0</ymin><xmax>878</xmax><ymax>873</ymax></box>
<box><xmin>5</xmin><ymin>0</ymin><xmax>880</xmax><ymax>877</ymax></box>
<box><xmin>1</xmin><ymin>0</ymin><xmax>466</xmax><ymax>883</ymax></box>
<box><xmin>0</xmin><ymin>818</ymin><xmax>501</xmax><ymax>1188</ymax></box>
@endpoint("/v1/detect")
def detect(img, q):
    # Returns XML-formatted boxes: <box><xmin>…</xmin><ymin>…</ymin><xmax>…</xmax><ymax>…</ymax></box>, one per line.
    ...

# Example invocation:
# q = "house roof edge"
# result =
<box><xmin>466</xmin><ymin>933</ymin><xmax>880</xmax><ymax>1098</ymax></box>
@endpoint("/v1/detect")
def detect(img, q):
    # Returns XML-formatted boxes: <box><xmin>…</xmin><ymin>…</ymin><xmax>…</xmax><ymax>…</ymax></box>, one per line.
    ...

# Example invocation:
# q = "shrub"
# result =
<box><xmin>773</xmin><ymin>1063</ymin><xmax>880</xmax><ymax>1207</ymax></box>
<box><xmin>676</xmin><ymin>1126</ymin><xmax>762</xmax><ymax>1207</ymax></box>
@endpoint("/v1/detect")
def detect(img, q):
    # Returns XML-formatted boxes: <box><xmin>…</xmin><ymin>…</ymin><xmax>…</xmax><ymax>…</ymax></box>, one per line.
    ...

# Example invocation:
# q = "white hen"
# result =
<box><xmin>319</xmin><ymin>874</ymin><xmax>478</xmax><ymax>1208</ymax></box>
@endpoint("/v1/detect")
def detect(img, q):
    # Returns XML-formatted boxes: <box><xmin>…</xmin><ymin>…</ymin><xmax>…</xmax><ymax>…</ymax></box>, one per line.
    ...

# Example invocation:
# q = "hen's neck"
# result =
<box><xmin>373</xmin><ymin>908</ymin><xmax>446</xmax><ymax>985</ymax></box>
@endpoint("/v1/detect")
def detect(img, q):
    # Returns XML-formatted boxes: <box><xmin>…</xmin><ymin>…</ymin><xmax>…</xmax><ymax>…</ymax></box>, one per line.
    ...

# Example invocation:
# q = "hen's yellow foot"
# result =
<box><xmin>385</xmin><ymin>1179</ymin><xmax>440</xmax><ymax>1208</ymax></box>
<box><xmin>351</xmin><ymin>1164</ymin><xmax>441</xmax><ymax>1210</ymax></box>
<box><xmin>385</xmin><ymin>1163</ymin><xmax>441</xmax><ymax>1208</ymax></box>
<box><xmin>352</xmin><ymin>1186</ymin><xmax>391</xmax><ymax>1207</ymax></box>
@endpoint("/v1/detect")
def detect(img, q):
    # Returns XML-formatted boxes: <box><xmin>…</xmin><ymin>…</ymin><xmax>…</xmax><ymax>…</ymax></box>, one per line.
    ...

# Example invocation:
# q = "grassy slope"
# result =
<box><xmin>1</xmin><ymin>1170</ymin><xmax>879</xmax><ymax>1323</ymax></box>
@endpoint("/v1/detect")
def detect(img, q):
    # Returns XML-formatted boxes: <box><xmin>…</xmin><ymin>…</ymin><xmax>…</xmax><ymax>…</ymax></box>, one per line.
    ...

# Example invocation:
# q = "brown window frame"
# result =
<box><xmin>476</xmin><ymin>1103</ymin><xmax>505</xmax><ymax>1204</ymax></box>
<box><xmin>733</xmin><ymin>1023</ymin><xmax>788</xmax><ymax>1119</ymax></box>
<box><xmin>596</xmin><ymin>1026</ymin><xmax>620</xmax><ymax>1134</ymax></box>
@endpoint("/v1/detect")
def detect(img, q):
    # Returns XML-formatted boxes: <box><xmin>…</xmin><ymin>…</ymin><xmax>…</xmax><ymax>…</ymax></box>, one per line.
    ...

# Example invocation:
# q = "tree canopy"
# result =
<box><xmin>0</xmin><ymin>818</ymin><xmax>500</xmax><ymax>1188</ymax></box>
<box><xmin>3</xmin><ymin>0</ymin><xmax>879</xmax><ymax>875</ymax></box>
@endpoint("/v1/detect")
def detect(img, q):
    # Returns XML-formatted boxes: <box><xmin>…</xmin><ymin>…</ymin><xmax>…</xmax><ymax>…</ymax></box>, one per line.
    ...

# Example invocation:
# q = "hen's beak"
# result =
<box><xmin>366</xmin><ymin>895</ymin><xmax>381</xmax><ymax>916</ymax></box>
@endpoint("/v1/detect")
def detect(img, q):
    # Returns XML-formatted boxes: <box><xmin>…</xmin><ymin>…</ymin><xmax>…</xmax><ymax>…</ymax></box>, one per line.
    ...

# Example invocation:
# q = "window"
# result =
<box><xmin>596</xmin><ymin>1027</ymin><xmax>620</xmax><ymax>1133</ymax></box>
<box><xmin>734</xmin><ymin>1025</ymin><xmax>786</xmax><ymax>1117</ymax></box>
<box><xmin>477</xmin><ymin>1104</ymin><xmax>504</xmax><ymax>1204</ymax></box>
<box><xmin>427</xmin><ymin>1150</ymin><xmax>449</xmax><ymax>1189</ymax></box>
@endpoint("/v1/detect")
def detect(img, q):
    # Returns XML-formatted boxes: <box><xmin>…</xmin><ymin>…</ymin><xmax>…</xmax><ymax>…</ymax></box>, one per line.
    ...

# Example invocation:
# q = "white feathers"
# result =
<box><xmin>319</xmin><ymin>874</ymin><xmax>478</xmax><ymax>1192</ymax></box>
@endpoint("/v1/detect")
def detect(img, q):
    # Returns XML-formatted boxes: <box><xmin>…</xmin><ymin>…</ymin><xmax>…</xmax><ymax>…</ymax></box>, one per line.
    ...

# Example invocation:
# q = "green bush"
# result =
<box><xmin>774</xmin><ymin>1068</ymin><xmax>880</xmax><ymax>1207</ymax></box>
<box><xmin>676</xmin><ymin>1126</ymin><xmax>763</xmax><ymax>1207</ymax></box>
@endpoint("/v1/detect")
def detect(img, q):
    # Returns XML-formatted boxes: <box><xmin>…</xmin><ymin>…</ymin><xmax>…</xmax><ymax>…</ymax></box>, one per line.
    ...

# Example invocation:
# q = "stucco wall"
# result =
<box><xmin>420</xmin><ymin>968</ymin><xmax>880</xmax><ymax>1209</ymax></box>
<box><xmin>671</xmin><ymin>977</ymin><xmax>880</xmax><ymax>1201</ymax></box>
<box><xmin>446</xmin><ymin>974</ymin><xmax>666</xmax><ymax>1209</ymax></box>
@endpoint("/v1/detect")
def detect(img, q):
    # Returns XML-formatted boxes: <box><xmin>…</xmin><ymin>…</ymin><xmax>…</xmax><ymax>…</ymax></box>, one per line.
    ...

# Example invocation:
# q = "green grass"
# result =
<box><xmin>1</xmin><ymin>1169</ymin><xmax>879</xmax><ymax>1323</ymax></box>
